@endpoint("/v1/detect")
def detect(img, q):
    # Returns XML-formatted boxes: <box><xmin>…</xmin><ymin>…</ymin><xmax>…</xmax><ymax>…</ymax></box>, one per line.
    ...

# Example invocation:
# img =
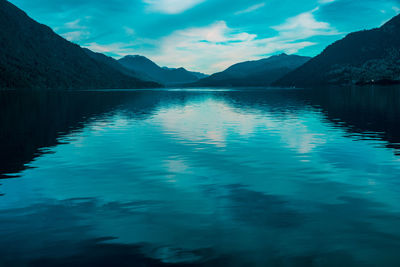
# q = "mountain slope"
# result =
<box><xmin>0</xmin><ymin>0</ymin><xmax>159</xmax><ymax>90</ymax></box>
<box><xmin>118</xmin><ymin>55</ymin><xmax>208</xmax><ymax>85</ymax></box>
<box><xmin>275</xmin><ymin>14</ymin><xmax>400</xmax><ymax>87</ymax></box>
<box><xmin>83</xmin><ymin>49</ymin><xmax>141</xmax><ymax>79</ymax></box>
<box><xmin>190</xmin><ymin>54</ymin><xmax>310</xmax><ymax>87</ymax></box>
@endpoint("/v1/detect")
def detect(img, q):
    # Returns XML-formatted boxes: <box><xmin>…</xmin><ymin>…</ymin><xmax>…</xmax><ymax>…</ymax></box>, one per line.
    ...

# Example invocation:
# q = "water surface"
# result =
<box><xmin>1</xmin><ymin>88</ymin><xmax>400</xmax><ymax>266</ymax></box>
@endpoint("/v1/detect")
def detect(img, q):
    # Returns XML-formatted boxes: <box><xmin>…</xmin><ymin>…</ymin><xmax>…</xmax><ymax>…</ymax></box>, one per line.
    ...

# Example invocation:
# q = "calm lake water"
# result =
<box><xmin>1</xmin><ymin>87</ymin><xmax>400</xmax><ymax>266</ymax></box>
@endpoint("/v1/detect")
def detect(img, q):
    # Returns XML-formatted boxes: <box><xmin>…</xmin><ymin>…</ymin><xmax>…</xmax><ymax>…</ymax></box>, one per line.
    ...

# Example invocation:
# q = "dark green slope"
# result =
<box><xmin>0</xmin><ymin>0</ymin><xmax>159</xmax><ymax>89</ymax></box>
<box><xmin>275</xmin><ymin>14</ymin><xmax>400</xmax><ymax>87</ymax></box>
<box><xmin>190</xmin><ymin>54</ymin><xmax>310</xmax><ymax>87</ymax></box>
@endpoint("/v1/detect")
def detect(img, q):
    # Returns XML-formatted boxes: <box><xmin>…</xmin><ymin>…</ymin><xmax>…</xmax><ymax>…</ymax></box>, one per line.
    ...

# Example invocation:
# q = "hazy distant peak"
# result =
<box><xmin>118</xmin><ymin>54</ymin><xmax>207</xmax><ymax>85</ymax></box>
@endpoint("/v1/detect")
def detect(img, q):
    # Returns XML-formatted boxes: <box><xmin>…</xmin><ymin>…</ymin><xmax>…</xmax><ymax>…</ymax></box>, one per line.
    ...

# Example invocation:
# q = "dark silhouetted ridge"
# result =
<box><xmin>119</xmin><ymin>55</ymin><xmax>208</xmax><ymax>85</ymax></box>
<box><xmin>0</xmin><ymin>0</ymin><xmax>159</xmax><ymax>90</ymax></box>
<box><xmin>275</xmin><ymin>14</ymin><xmax>400</xmax><ymax>87</ymax></box>
<box><xmin>190</xmin><ymin>54</ymin><xmax>310</xmax><ymax>87</ymax></box>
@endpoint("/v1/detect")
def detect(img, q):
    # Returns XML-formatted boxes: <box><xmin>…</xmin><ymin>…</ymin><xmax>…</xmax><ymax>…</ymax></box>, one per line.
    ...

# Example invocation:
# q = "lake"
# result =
<box><xmin>1</xmin><ymin>87</ymin><xmax>400</xmax><ymax>266</ymax></box>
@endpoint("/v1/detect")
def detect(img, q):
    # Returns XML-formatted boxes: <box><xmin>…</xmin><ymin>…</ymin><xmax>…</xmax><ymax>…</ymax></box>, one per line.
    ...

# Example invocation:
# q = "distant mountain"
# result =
<box><xmin>275</xmin><ymin>14</ymin><xmax>400</xmax><ymax>87</ymax></box>
<box><xmin>83</xmin><ymin>49</ymin><xmax>141</xmax><ymax>79</ymax></box>
<box><xmin>118</xmin><ymin>55</ymin><xmax>208</xmax><ymax>85</ymax></box>
<box><xmin>190</xmin><ymin>54</ymin><xmax>311</xmax><ymax>87</ymax></box>
<box><xmin>162</xmin><ymin>66</ymin><xmax>209</xmax><ymax>80</ymax></box>
<box><xmin>0</xmin><ymin>0</ymin><xmax>159</xmax><ymax>90</ymax></box>
<box><xmin>186</xmin><ymin>71</ymin><xmax>209</xmax><ymax>80</ymax></box>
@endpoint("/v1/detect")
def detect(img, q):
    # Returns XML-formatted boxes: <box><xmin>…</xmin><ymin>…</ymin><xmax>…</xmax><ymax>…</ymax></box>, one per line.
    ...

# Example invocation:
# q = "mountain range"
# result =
<box><xmin>2</xmin><ymin>0</ymin><xmax>400</xmax><ymax>90</ymax></box>
<box><xmin>0</xmin><ymin>0</ymin><xmax>159</xmax><ymax>90</ymax></box>
<box><xmin>275</xmin><ymin>14</ymin><xmax>400</xmax><ymax>87</ymax></box>
<box><xmin>190</xmin><ymin>54</ymin><xmax>310</xmax><ymax>87</ymax></box>
<box><xmin>118</xmin><ymin>55</ymin><xmax>208</xmax><ymax>85</ymax></box>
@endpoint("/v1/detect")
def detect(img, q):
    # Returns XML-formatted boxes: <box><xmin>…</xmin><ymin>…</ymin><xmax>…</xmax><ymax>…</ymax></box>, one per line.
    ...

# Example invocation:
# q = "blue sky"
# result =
<box><xmin>10</xmin><ymin>0</ymin><xmax>400</xmax><ymax>73</ymax></box>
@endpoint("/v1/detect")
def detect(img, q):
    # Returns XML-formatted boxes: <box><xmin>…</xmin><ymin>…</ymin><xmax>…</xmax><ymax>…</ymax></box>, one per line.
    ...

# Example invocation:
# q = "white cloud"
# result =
<box><xmin>143</xmin><ymin>0</ymin><xmax>205</xmax><ymax>14</ymax></box>
<box><xmin>57</xmin><ymin>18</ymin><xmax>91</xmax><ymax>42</ymax></box>
<box><xmin>61</xmin><ymin>31</ymin><xmax>90</xmax><ymax>42</ymax></box>
<box><xmin>142</xmin><ymin>8</ymin><xmax>338</xmax><ymax>73</ymax></box>
<box><xmin>64</xmin><ymin>19</ymin><xmax>85</xmax><ymax>30</ymax></box>
<box><xmin>83</xmin><ymin>42</ymin><xmax>133</xmax><ymax>54</ymax></box>
<box><xmin>271</xmin><ymin>8</ymin><xmax>338</xmax><ymax>40</ymax></box>
<box><xmin>137</xmin><ymin>21</ymin><xmax>314</xmax><ymax>73</ymax></box>
<box><xmin>393</xmin><ymin>6</ymin><xmax>400</xmax><ymax>13</ymax></box>
<box><xmin>171</xmin><ymin>21</ymin><xmax>256</xmax><ymax>43</ymax></box>
<box><xmin>83</xmin><ymin>9</ymin><xmax>338</xmax><ymax>74</ymax></box>
<box><xmin>235</xmin><ymin>3</ymin><xmax>266</xmax><ymax>15</ymax></box>
<box><xmin>82</xmin><ymin>37</ymin><xmax>159</xmax><ymax>55</ymax></box>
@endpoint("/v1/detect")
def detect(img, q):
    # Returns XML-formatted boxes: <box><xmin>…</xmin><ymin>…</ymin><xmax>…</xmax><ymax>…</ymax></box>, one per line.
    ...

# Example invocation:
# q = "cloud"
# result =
<box><xmin>80</xmin><ymin>6</ymin><xmax>339</xmax><ymax>74</ymax></box>
<box><xmin>57</xmin><ymin>18</ymin><xmax>91</xmax><ymax>42</ymax></box>
<box><xmin>170</xmin><ymin>21</ymin><xmax>256</xmax><ymax>43</ymax></box>
<box><xmin>140</xmin><ymin>21</ymin><xmax>314</xmax><ymax>73</ymax></box>
<box><xmin>143</xmin><ymin>0</ymin><xmax>205</xmax><ymax>14</ymax></box>
<box><xmin>61</xmin><ymin>31</ymin><xmax>91</xmax><ymax>42</ymax></box>
<box><xmin>64</xmin><ymin>19</ymin><xmax>85</xmax><ymax>30</ymax></box>
<box><xmin>83</xmin><ymin>42</ymin><xmax>132</xmax><ymax>54</ymax></box>
<box><xmin>139</xmin><ymin>8</ymin><xmax>339</xmax><ymax>73</ymax></box>
<box><xmin>235</xmin><ymin>3</ymin><xmax>266</xmax><ymax>15</ymax></box>
<box><xmin>271</xmin><ymin>8</ymin><xmax>339</xmax><ymax>40</ymax></box>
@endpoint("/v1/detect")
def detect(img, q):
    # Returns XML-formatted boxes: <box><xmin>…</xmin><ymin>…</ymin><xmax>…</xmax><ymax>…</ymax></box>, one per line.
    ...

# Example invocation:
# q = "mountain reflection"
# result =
<box><xmin>1</xmin><ymin>88</ymin><xmax>400</xmax><ymax>266</ymax></box>
<box><xmin>0</xmin><ymin>90</ymin><xmax>159</xmax><ymax>178</ymax></box>
<box><xmin>2</xmin><ymin>87</ymin><xmax>400</xmax><ymax>178</ymax></box>
<box><xmin>306</xmin><ymin>87</ymin><xmax>400</xmax><ymax>154</ymax></box>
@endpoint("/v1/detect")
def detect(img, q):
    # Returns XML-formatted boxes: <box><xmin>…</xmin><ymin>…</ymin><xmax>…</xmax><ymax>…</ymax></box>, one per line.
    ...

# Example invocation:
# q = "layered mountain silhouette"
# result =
<box><xmin>189</xmin><ymin>54</ymin><xmax>310</xmax><ymax>87</ymax></box>
<box><xmin>275</xmin><ymin>14</ymin><xmax>400</xmax><ymax>87</ymax></box>
<box><xmin>0</xmin><ymin>0</ymin><xmax>159</xmax><ymax>90</ymax></box>
<box><xmin>118</xmin><ymin>55</ymin><xmax>208</xmax><ymax>85</ymax></box>
<box><xmin>4</xmin><ymin>0</ymin><xmax>400</xmax><ymax>90</ymax></box>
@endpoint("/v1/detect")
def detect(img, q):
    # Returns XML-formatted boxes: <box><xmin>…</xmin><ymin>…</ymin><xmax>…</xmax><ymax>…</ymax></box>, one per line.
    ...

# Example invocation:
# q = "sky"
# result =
<box><xmin>9</xmin><ymin>0</ymin><xmax>400</xmax><ymax>74</ymax></box>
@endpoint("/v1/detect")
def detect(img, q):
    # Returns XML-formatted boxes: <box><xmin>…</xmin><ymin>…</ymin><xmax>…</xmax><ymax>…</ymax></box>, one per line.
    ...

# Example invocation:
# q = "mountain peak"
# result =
<box><xmin>122</xmin><ymin>55</ymin><xmax>150</xmax><ymax>61</ymax></box>
<box><xmin>118</xmin><ymin>55</ymin><xmax>204</xmax><ymax>85</ymax></box>
<box><xmin>277</xmin><ymin>53</ymin><xmax>288</xmax><ymax>57</ymax></box>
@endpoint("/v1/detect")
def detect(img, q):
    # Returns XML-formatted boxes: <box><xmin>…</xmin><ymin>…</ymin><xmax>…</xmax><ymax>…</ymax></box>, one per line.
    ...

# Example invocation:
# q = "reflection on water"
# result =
<box><xmin>1</xmin><ymin>87</ymin><xmax>400</xmax><ymax>266</ymax></box>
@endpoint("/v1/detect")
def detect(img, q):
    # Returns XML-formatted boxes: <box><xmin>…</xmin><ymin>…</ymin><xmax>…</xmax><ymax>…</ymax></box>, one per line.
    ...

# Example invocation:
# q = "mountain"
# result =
<box><xmin>275</xmin><ymin>14</ymin><xmax>400</xmax><ymax>87</ymax></box>
<box><xmin>162</xmin><ymin>66</ymin><xmax>209</xmax><ymax>80</ymax></box>
<box><xmin>0</xmin><ymin>0</ymin><xmax>159</xmax><ymax>90</ymax></box>
<box><xmin>186</xmin><ymin>71</ymin><xmax>209</xmax><ymax>80</ymax></box>
<box><xmin>189</xmin><ymin>54</ymin><xmax>311</xmax><ymax>87</ymax></box>
<box><xmin>118</xmin><ymin>55</ymin><xmax>208</xmax><ymax>85</ymax></box>
<box><xmin>83</xmin><ymin>49</ymin><xmax>141</xmax><ymax>79</ymax></box>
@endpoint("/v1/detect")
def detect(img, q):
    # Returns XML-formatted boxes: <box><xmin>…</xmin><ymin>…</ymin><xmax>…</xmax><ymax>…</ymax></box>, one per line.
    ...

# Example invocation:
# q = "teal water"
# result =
<box><xmin>1</xmin><ymin>88</ymin><xmax>400</xmax><ymax>266</ymax></box>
